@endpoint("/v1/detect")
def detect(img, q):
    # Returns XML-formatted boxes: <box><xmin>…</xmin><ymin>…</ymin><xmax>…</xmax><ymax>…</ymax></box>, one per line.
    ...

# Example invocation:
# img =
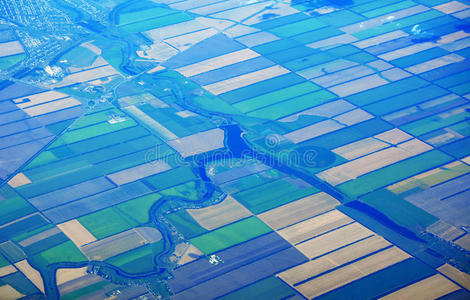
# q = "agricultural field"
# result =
<box><xmin>1</xmin><ymin>0</ymin><xmax>470</xmax><ymax>298</ymax></box>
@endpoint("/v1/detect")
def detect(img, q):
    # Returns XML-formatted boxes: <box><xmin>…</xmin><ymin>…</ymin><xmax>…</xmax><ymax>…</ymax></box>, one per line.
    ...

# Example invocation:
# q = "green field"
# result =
<box><xmin>222</xmin><ymin>169</ymin><xmax>283</xmax><ymax>194</ymax></box>
<box><xmin>18</xmin><ymin>147</ymin><xmax>159</xmax><ymax>199</ymax></box>
<box><xmin>161</xmin><ymin>181</ymin><xmax>200</xmax><ymax>201</ymax></box>
<box><xmin>144</xmin><ymin>167</ymin><xmax>197</xmax><ymax>191</ymax></box>
<box><xmin>0</xmin><ymin>271</ymin><xmax>39</xmax><ymax>295</ymax></box>
<box><xmin>233</xmin><ymin>178</ymin><xmax>319</xmax><ymax>214</ymax></box>
<box><xmin>401</xmin><ymin>107</ymin><xmax>470</xmax><ymax>136</ymax></box>
<box><xmin>11</xmin><ymin>224</ymin><xmax>55</xmax><ymax>243</ymax></box>
<box><xmin>166</xmin><ymin>209</ymin><xmax>207</xmax><ymax>239</ymax></box>
<box><xmin>190</xmin><ymin>216</ymin><xmax>272</xmax><ymax>254</ymax></box>
<box><xmin>118</xmin><ymin>7</ymin><xmax>175</xmax><ymax>25</ymax></box>
<box><xmin>78</xmin><ymin>207</ymin><xmax>138</xmax><ymax>239</ymax></box>
<box><xmin>0</xmin><ymin>186</ymin><xmax>36</xmax><ymax>226</ymax></box>
<box><xmin>0</xmin><ymin>254</ymin><xmax>9</xmax><ymax>267</ymax></box>
<box><xmin>31</xmin><ymin>241</ymin><xmax>87</xmax><ymax>269</ymax></box>
<box><xmin>50</xmin><ymin>119</ymin><xmax>137</xmax><ymax>147</ymax></box>
<box><xmin>0</xmin><ymin>214</ymin><xmax>49</xmax><ymax>243</ymax></box>
<box><xmin>26</xmin><ymin>126</ymin><xmax>151</xmax><ymax>169</ymax></box>
<box><xmin>338</xmin><ymin>150</ymin><xmax>453</xmax><ymax>198</ymax></box>
<box><xmin>0</xmin><ymin>53</ymin><xmax>25</xmax><ymax>69</ymax></box>
<box><xmin>270</xmin><ymin>18</ymin><xmax>326</xmax><ymax>38</ymax></box>
<box><xmin>345</xmin><ymin>77</ymin><xmax>428</xmax><ymax>107</ymax></box>
<box><xmin>361</xmin><ymin>189</ymin><xmax>438</xmax><ymax>231</ymax></box>
<box><xmin>220</xmin><ymin>276</ymin><xmax>297</xmax><ymax>300</ymax></box>
<box><xmin>247</xmin><ymin>90</ymin><xmax>337</xmax><ymax>120</ymax></box>
<box><xmin>68</xmin><ymin>108</ymin><xmax>125</xmax><ymax>130</ymax></box>
<box><xmin>117</xmin><ymin>193</ymin><xmax>162</xmax><ymax>224</ymax></box>
<box><xmin>106</xmin><ymin>241</ymin><xmax>164</xmax><ymax>274</ymax></box>
<box><xmin>24</xmin><ymin>233</ymin><xmax>70</xmax><ymax>256</ymax></box>
<box><xmin>233</xmin><ymin>81</ymin><xmax>320</xmax><ymax>113</ymax></box>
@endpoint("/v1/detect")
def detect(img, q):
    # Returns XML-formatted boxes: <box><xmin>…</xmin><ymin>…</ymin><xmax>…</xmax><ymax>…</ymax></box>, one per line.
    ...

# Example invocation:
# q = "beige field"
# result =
<box><xmin>166</xmin><ymin>28</ymin><xmax>218</xmax><ymax>52</ymax></box>
<box><xmin>434</xmin><ymin>1</ymin><xmax>469</xmax><ymax>14</ymax></box>
<box><xmin>137</xmin><ymin>42</ymin><xmax>177</xmax><ymax>61</ymax></box>
<box><xmin>145</xmin><ymin>19</ymin><xmax>207</xmax><ymax>41</ymax></box>
<box><xmin>333</xmin><ymin>137</ymin><xmax>389</xmax><ymax>161</ymax></box>
<box><xmin>23</xmin><ymin>97</ymin><xmax>81</xmax><ymax>117</ymax></box>
<box><xmin>258</xmin><ymin>192</ymin><xmax>340</xmax><ymax>230</ymax></box>
<box><xmin>56</xmin><ymin>267</ymin><xmax>88</xmax><ymax>286</ymax></box>
<box><xmin>380</xmin><ymin>30</ymin><xmax>469</xmax><ymax>61</ymax></box>
<box><xmin>107</xmin><ymin>160</ymin><xmax>172</xmax><ymax>185</ymax></box>
<box><xmin>427</xmin><ymin>220</ymin><xmax>465</xmax><ymax>242</ymax></box>
<box><xmin>0</xmin><ymin>265</ymin><xmax>16</xmax><ymax>277</ymax></box>
<box><xmin>296</xmin><ymin>247</ymin><xmax>410</xmax><ymax>299</ymax></box>
<box><xmin>187</xmin><ymin>196</ymin><xmax>252</xmax><ymax>230</ymax></box>
<box><xmin>333</xmin><ymin>129</ymin><xmax>412</xmax><ymax>160</ymax></box>
<box><xmin>15</xmin><ymin>260</ymin><xmax>45</xmax><ymax>293</ymax></box>
<box><xmin>168</xmin><ymin>128</ymin><xmax>225</xmax><ymax>158</ymax></box>
<box><xmin>80</xmin><ymin>229</ymin><xmax>147</xmax><ymax>261</ymax></box>
<box><xmin>455</xmin><ymin>234</ymin><xmax>470</xmax><ymax>251</ymax></box>
<box><xmin>354</xmin><ymin>30</ymin><xmax>409</xmax><ymax>49</ymax></box>
<box><xmin>58</xmin><ymin>219</ymin><xmax>97</xmax><ymax>248</ymax></box>
<box><xmin>147</xmin><ymin>65</ymin><xmax>166</xmax><ymax>74</ymax></box>
<box><xmin>334</xmin><ymin>108</ymin><xmax>374</xmax><ymax>126</ymax></box>
<box><xmin>14</xmin><ymin>91</ymin><xmax>67</xmax><ymax>107</ymax></box>
<box><xmin>0</xmin><ymin>41</ymin><xmax>24</xmax><ymax>57</ymax></box>
<box><xmin>330</xmin><ymin>74</ymin><xmax>389</xmax><ymax>97</ymax></box>
<box><xmin>307</xmin><ymin>33</ymin><xmax>358</xmax><ymax>49</ymax></box>
<box><xmin>278</xmin><ymin>235</ymin><xmax>390</xmax><ymax>285</ymax></box>
<box><xmin>279</xmin><ymin>99</ymin><xmax>354</xmax><ymax>122</ymax></box>
<box><xmin>463</xmin><ymin>155</ymin><xmax>470</xmax><ymax>165</ymax></box>
<box><xmin>55</xmin><ymin>64</ymin><xmax>120</xmax><ymax>88</ymax></box>
<box><xmin>7</xmin><ymin>173</ymin><xmax>31</xmax><ymax>188</ymax></box>
<box><xmin>176</xmin><ymin>49</ymin><xmax>260</xmax><ymax>77</ymax></box>
<box><xmin>407</xmin><ymin>54</ymin><xmax>465</xmax><ymax>74</ymax></box>
<box><xmin>278</xmin><ymin>209</ymin><xmax>352</xmax><ymax>245</ymax></box>
<box><xmin>0</xmin><ymin>284</ymin><xmax>24</xmax><ymax>300</ymax></box>
<box><xmin>376</xmin><ymin>128</ymin><xmax>413</xmax><ymax>144</ymax></box>
<box><xmin>380</xmin><ymin>274</ymin><xmax>460</xmax><ymax>300</ymax></box>
<box><xmin>296</xmin><ymin>222</ymin><xmax>374</xmax><ymax>259</ymax></box>
<box><xmin>317</xmin><ymin>139</ymin><xmax>432</xmax><ymax>186</ymax></box>
<box><xmin>438</xmin><ymin>263</ymin><xmax>470</xmax><ymax>290</ymax></box>
<box><xmin>173</xmin><ymin>243</ymin><xmax>203</xmax><ymax>266</ymax></box>
<box><xmin>202</xmin><ymin>65</ymin><xmax>289</xmax><ymax>95</ymax></box>
<box><xmin>283</xmin><ymin>119</ymin><xmax>343</xmax><ymax>144</ymax></box>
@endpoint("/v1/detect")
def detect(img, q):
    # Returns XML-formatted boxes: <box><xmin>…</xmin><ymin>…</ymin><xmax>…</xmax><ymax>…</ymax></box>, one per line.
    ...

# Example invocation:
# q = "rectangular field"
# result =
<box><xmin>57</xmin><ymin>220</ymin><xmax>96</xmax><ymax>247</ymax></box>
<box><xmin>296</xmin><ymin>247</ymin><xmax>410</xmax><ymax>299</ymax></box>
<box><xmin>296</xmin><ymin>222</ymin><xmax>374</xmax><ymax>259</ymax></box>
<box><xmin>80</xmin><ymin>229</ymin><xmax>148</xmax><ymax>261</ymax></box>
<box><xmin>379</xmin><ymin>274</ymin><xmax>460</xmax><ymax>300</ymax></box>
<box><xmin>189</xmin><ymin>216</ymin><xmax>272</xmax><ymax>254</ymax></box>
<box><xmin>278</xmin><ymin>210</ymin><xmax>353</xmax><ymax>245</ymax></box>
<box><xmin>317</xmin><ymin>139</ymin><xmax>432</xmax><ymax>186</ymax></box>
<box><xmin>186</xmin><ymin>196</ymin><xmax>252</xmax><ymax>230</ymax></box>
<box><xmin>14</xmin><ymin>259</ymin><xmax>44</xmax><ymax>293</ymax></box>
<box><xmin>0</xmin><ymin>41</ymin><xmax>24</xmax><ymax>57</ymax></box>
<box><xmin>106</xmin><ymin>160</ymin><xmax>171</xmax><ymax>185</ymax></box>
<box><xmin>258</xmin><ymin>192</ymin><xmax>340</xmax><ymax>230</ymax></box>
